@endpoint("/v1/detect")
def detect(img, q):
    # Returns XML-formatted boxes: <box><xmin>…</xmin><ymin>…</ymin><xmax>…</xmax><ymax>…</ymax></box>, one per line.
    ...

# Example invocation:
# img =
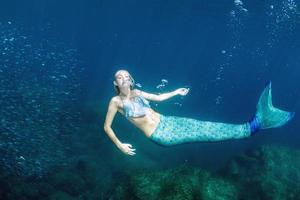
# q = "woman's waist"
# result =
<box><xmin>129</xmin><ymin>109</ymin><xmax>161</xmax><ymax>137</ymax></box>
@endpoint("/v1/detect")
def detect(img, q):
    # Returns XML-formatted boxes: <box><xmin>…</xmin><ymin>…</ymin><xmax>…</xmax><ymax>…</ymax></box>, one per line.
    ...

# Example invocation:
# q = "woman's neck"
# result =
<box><xmin>119</xmin><ymin>87</ymin><xmax>132</xmax><ymax>99</ymax></box>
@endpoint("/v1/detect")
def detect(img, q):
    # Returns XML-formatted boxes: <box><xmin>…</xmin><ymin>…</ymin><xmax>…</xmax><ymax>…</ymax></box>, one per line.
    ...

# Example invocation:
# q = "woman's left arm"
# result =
<box><xmin>138</xmin><ymin>88</ymin><xmax>189</xmax><ymax>102</ymax></box>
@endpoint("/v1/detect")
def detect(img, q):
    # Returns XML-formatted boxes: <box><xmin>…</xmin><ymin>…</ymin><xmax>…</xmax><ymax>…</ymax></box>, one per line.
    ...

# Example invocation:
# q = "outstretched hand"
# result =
<box><xmin>176</xmin><ymin>88</ymin><xmax>190</xmax><ymax>96</ymax></box>
<box><xmin>118</xmin><ymin>143</ymin><xmax>136</xmax><ymax>156</ymax></box>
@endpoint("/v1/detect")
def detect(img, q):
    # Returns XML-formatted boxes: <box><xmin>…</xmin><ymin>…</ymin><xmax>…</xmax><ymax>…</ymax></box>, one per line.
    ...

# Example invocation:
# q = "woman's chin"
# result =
<box><xmin>120</xmin><ymin>84</ymin><xmax>130</xmax><ymax>88</ymax></box>
<box><xmin>122</xmin><ymin>82</ymin><xmax>131</xmax><ymax>87</ymax></box>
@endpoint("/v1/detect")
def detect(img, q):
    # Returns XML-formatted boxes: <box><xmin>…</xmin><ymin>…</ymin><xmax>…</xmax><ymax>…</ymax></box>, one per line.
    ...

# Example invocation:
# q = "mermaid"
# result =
<box><xmin>103</xmin><ymin>70</ymin><xmax>295</xmax><ymax>156</ymax></box>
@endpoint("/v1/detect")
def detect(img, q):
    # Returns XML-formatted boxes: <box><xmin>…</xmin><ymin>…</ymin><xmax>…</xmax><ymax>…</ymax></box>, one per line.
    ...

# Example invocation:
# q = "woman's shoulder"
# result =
<box><xmin>132</xmin><ymin>89</ymin><xmax>142</xmax><ymax>96</ymax></box>
<box><xmin>110</xmin><ymin>96</ymin><xmax>122</xmax><ymax>107</ymax></box>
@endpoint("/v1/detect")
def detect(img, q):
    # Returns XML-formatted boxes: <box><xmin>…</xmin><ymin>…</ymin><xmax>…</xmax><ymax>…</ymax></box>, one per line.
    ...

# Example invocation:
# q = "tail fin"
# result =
<box><xmin>250</xmin><ymin>81</ymin><xmax>295</xmax><ymax>134</ymax></box>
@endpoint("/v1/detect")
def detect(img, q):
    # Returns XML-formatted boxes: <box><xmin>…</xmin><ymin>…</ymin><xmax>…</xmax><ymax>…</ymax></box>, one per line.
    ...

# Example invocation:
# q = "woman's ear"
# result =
<box><xmin>113</xmin><ymin>81</ymin><xmax>117</xmax><ymax>86</ymax></box>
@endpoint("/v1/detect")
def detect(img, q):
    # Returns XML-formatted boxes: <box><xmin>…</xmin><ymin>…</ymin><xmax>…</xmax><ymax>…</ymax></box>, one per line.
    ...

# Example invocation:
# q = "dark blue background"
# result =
<box><xmin>1</xmin><ymin>0</ymin><xmax>299</xmax><ymax>170</ymax></box>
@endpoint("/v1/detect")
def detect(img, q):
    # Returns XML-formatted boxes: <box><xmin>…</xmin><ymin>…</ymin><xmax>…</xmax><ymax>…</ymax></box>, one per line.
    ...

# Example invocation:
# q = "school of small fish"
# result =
<box><xmin>0</xmin><ymin>21</ymin><xmax>84</xmax><ymax>177</ymax></box>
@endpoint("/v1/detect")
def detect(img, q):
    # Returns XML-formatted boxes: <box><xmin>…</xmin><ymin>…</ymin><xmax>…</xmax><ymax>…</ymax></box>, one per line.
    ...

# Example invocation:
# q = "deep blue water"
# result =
<box><xmin>0</xmin><ymin>0</ymin><xmax>300</xmax><ymax>198</ymax></box>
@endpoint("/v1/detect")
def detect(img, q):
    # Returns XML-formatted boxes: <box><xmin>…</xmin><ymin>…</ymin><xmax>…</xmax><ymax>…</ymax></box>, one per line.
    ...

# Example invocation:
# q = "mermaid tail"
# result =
<box><xmin>150</xmin><ymin>82</ymin><xmax>295</xmax><ymax>146</ymax></box>
<box><xmin>249</xmin><ymin>81</ymin><xmax>295</xmax><ymax>135</ymax></box>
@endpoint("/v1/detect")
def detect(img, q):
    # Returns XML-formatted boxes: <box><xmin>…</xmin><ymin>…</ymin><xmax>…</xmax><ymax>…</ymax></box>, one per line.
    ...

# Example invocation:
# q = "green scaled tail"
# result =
<box><xmin>255</xmin><ymin>81</ymin><xmax>295</xmax><ymax>130</ymax></box>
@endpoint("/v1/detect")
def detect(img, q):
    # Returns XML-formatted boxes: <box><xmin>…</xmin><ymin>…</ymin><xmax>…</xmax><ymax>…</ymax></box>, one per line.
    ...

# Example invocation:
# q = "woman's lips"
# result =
<box><xmin>122</xmin><ymin>80</ymin><xmax>131</xmax><ymax>86</ymax></box>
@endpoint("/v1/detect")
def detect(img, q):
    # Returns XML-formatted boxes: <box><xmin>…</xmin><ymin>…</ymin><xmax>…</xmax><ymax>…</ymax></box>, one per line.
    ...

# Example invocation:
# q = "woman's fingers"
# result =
<box><xmin>186</xmin><ymin>88</ymin><xmax>190</xmax><ymax>94</ymax></box>
<box><xmin>128</xmin><ymin>152</ymin><xmax>136</xmax><ymax>156</ymax></box>
<box><xmin>128</xmin><ymin>148</ymin><xmax>136</xmax><ymax>155</ymax></box>
<box><xmin>127</xmin><ymin>150</ymin><xmax>136</xmax><ymax>156</ymax></box>
<box><xmin>122</xmin><ymin>143</ymin><xmax>136</xmax><ymax>156</ymax></box>
<box><xmin>180</xmin><ymin>88</ymin><xmax>189</xmax><ymax>95</ymax></box>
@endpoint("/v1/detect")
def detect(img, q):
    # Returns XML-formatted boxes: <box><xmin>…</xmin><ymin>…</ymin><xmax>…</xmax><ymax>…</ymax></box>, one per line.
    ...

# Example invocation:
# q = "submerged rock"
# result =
<box><xmin>2</xmin><ymin>145</ymin><xmax>300</xmax><ymax>199</ymax></box>
<box><xmin>47</xmin><ymin>191</ymin><xmax>75</xmax><ymax>200</ymax></box>
<box><xmin>113</xmin><ymin>145</ymin><xmax>300</xmax><ymax>200</ymax></box>
<box><xmin>225</xmin><ymin>145</ymin><xmax>300</xmax><ymax>200</ymax></box>
<box><xmin>113</xmin><ymin>164</ymin><xmax>238</xmax><ymax>200</ymax></box>
<box><xmin>201</xmin><ymin>177</ymin><xmax>238</xmax><ymax>200</ymax></box>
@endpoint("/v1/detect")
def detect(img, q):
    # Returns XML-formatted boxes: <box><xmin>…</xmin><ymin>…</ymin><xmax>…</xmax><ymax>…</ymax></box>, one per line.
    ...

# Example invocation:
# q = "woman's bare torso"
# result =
<box><xmin>115</xmin><ymin>95</ymin><xmax>160</xmax><ymax>137</ymax></box>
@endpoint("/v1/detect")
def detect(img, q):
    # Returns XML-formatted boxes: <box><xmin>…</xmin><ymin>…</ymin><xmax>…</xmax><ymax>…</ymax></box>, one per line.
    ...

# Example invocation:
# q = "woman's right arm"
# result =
<box><xmin>103</xmin><ymin>97</ymin><xmax>136</xmax><ymax>156</ymax></box>
<box><xmin>103</xmin><ymin>97</ymin><xmax>122</xmax><ymax>148</ymax></box>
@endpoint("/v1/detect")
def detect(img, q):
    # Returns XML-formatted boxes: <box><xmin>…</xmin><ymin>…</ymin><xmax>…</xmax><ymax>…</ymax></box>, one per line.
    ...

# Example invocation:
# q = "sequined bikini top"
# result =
<box><xmin>122</xmin><ymin>95</ymin><xmax>151</xmax><ymax>118</ymax></box>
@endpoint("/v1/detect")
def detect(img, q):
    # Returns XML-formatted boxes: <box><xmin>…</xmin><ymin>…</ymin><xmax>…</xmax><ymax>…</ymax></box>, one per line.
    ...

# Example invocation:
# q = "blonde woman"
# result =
<box><xmin>104</xmin><ymin>70</ymin><xmax>294</xmax><ymax>156</ymax></box>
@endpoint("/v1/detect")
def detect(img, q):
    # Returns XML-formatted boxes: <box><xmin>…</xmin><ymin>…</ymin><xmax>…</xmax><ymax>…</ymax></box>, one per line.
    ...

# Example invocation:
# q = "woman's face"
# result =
<box><xmin>114</xmin><ymin>70</ymin><xmax>133</xmax><ymax>88</ymax></box>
